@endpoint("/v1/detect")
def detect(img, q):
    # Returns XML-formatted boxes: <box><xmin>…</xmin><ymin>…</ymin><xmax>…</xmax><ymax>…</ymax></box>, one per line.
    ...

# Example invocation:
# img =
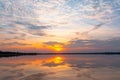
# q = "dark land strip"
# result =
<box><xmin>0</xmin><ymin>51</ymin><xmax>120</xmax><ymax>58</ymax></box>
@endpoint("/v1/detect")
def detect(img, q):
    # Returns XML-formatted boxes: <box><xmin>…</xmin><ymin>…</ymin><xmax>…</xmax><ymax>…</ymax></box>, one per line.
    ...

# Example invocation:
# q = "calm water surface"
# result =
<box><xmin>0</xmin><ymin>55</ymin><xmax>120</xmax><ymax>80</ymax></box>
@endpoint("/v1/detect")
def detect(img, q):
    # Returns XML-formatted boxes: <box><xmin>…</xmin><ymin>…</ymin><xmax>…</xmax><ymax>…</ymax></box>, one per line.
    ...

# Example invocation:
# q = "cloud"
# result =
<box><xmin>4</xmin><ymin>36</ymin><xmax>26</xmax><ymax>41</ymax></box>
<box><xmin>15</xmin><ymin>21</ymin><xmax>50</xmax><ymax>36</ymax></box>
<box><xmin>42</xmin><ymin>62</ymin><xmax>64</xmax><ymax>67</ymax></box>
<box><xmin>7</xmin><ymin>31</ymin><xmax>17</xmax><ymax>34</ymax></box>
<box><xmin>0</xmin><ymin>0</ymin><xmax>119</xmax><ymax>34</ymax></box>
<box><xmin>28</xmin><ymin>25</ymin><xmax>48</xmax><ymax>30</ymax></box>
<box><xmin>71</xmin><ymin>0</ymin><xmax>120</xmax><ymax>35</ymax></box>
<box><xmin>20</xmin><ymin>73</ymin><xmax>46</xmax><ymax>80</ymax></box>
<box><xmin>1</xmin><ymin>29</ymin><xmax>27</xmax><ymax>41</ymax></box>
<box><xmin>44</xmin><ymin>41</ymin><xmax>64</xmax><ymax>46</ymax></box>
<box><xmin>0</xmin><ymin>0</ymin><xmax>120</xmax><ymax>52</ymax></box>
<box><xmin>66</xmin><ymin>38</ymin><xmax>120</xmax><ymax>52</ymax></box>
<box><xmin>0</xmin><ymin>0</ymin><xmax>59</xmax><ymax>39</ymax></box>
<box><xmin>0</xmin><ymin>42</ymin><xmax>30</xmax><ymax>46</ymax></box>
<box><xmin>81</xmin><ymin>22</ymin><xmax>106</xmax><ymax>35</ymax></box>
<box><xmin>26</xmin><ymin>25</ymin><xmax>50</xmax><ymax>36</ymax></box>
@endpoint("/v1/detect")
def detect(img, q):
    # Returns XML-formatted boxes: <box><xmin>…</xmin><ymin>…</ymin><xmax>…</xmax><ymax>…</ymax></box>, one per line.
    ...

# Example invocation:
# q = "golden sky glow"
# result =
<box><xmin>53</xmin><ymin>44</ymin><xmax>63</xmax><ymax>52</ymax></box>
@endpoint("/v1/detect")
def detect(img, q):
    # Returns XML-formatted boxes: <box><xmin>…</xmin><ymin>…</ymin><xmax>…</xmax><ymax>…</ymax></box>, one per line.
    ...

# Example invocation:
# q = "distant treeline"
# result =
<box><xmin>0</xmin><ymin>51</ymin><xmax>120</xmax><ymax>58</ymax></box>
<box><xmin>0</xmin><ymin>51</ymin><xmax>37</xmax><ymax>57</ymax></box>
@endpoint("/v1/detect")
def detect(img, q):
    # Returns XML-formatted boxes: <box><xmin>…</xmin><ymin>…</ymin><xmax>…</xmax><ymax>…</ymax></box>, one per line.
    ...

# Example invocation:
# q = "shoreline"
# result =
<box><xmin>0</xmin><ymin>51</ymin><xmax>120</xmax><ymax>58</ymax></box>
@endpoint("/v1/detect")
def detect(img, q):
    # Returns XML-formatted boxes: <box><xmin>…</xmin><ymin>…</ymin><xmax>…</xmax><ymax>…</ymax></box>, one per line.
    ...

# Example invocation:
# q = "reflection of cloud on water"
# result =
<box><xmin>0</xmin><ymin>55</ymin><xmax>120</xmax><ymax>80</ymax></box>
<box><xmin>42</xmin><ymin>62</ymin><xmax>65</xmax><ymax>67</ymax></box>
<box><xmin>1</xmin><ymin>69</ymin><xmax>25</xmax><ymax>80</ymax></box>
<box><xmin>66</xmin><ymin>55</ymin><xmax>120</xmax><ymax>68</ymax></box>
<box><xmin>2</xmin><ymin>75</ymin><xmax>16</xmax><ymax>80</ymax></box>
<box><xmin>73</xmin><ymin>67</ymin><xmax>120</xmax><ymax>80</ymax></box>
<box><xmin>0</xmin><ymin>62</ymin><xmax>26</xmax><ymax>80</ymax></box>
<box><xmin>0</xmin><ymin>63</ymin><xmax>26</xmax><ymax>68</ymax></box>
<box><xmin>20</xmin><ymin>71</ymin><xmax>57</xmax><ymax>80</ymax></box>
<box><xmin>20</xmin><ymin>73</ymin><xmax>46</xmax><ymax>80</ymax></box>
<box><xmin>75</xmin><ymin>68</ymin><xmax>100</xmax><ymax>80</ymax></box>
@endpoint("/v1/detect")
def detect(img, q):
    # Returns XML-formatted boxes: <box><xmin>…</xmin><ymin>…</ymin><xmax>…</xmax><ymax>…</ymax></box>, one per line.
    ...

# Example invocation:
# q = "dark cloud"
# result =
<box><xmin>0</xmin><ymin>26</ymin><xmax>3</xmax><ymax>29</ymax></box>
<box><xmin>15</xmin><ymin>21</ymin><xmax>48</xmax><ymax>27</ymax></box>
<box><xmin>68</xmin><ymin>40</ymin><xmax>87</xmax><ymax>47</ymax></box>
<box><xmin>4</xmin><ymin>37</ymin><xmax>25</xmax><ymax>41</ymax></box>
<box><xmin>44</xmin><ymin>41</ymin><xmax>64</xmax><ymax>46</ymax></box>
<box><xmin>28</xmin><ymin>25</ymin><xmax>49</xmax><ymax>30</ymax></box>
<box><xmin>26</xmin><ymin>25</ymin><xmax>49</xmax><ymax>36</ymax></box>
<box><xmin>67</xmin><ymin>38</ymin><xmax>120</xmax><ymax>52</ymax></box>
<box><xmin>15</xmin><ymin>21</ymin><xmax>50</xmax><ymax>30</ymax></box>
<box><xmin>15</xmin><ymin>21</ymin><xmax>50</xmax><ymax>36</ymax></box>
<box><xmin>3</xmin><ymin>31</ymin><xmax>27</xmax><ymax>40</ymax></box>
<box><xmin>0</xmin><ymin>42</ymin><xmax>30</xmax><ymax>46</ymax></box>
<box><xmin>7</xmin><ymin>31</ymin><xmax>17</xmax><ymax>34</ymax></box>
<box><xmin>29</xmin><ymin>31</ymin><xmax>46</xmax><ymax>36</ymax></box>
<box><xmin>12</xmin><ymin>36</ymin><xmax>25</xmax><ymax>40</ymax></box>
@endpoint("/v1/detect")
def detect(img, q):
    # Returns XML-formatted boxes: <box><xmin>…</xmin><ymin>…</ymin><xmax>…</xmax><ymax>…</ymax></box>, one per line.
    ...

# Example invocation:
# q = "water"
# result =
<box><xmin>0</xmin><ymin>55</ymin><xmax>120</xmax><ymax>80</ymax></box>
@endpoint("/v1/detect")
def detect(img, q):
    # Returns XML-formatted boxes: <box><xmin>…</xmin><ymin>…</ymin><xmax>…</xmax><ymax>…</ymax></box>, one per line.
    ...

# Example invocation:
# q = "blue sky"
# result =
<box><xmin>0</xmin><ymin>0</ymin><xmax>120</xmax><ymax>53</ymax></box>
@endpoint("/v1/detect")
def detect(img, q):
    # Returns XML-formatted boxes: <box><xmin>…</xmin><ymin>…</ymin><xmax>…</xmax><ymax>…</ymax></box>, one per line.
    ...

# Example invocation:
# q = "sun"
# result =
<box><xmin>55</xmin><ymin>47</ymin><xmax>62</xmax><ymax>51</ymax></box>
<box><xmin>46</xmin><ymin>44</ymin><xmax>64</xmax><ymax>52</ymax></box>
<box><xmin>54</xmin><ymin>44</ymin><xmax>63</xmax><ymax>52</ymax></box>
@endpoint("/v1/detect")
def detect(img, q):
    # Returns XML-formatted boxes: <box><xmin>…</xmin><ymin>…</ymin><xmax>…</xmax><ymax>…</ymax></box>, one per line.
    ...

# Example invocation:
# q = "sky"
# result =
<box><xmin>0</xmin><ymin>0</ymin><xmax>120</xmax><ymax>53</ymax></box>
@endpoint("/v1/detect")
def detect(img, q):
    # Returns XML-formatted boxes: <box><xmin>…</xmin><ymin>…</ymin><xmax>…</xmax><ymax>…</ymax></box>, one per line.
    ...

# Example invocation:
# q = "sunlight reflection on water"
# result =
<box><xmin>0</xmin><ymin>55</ymin><xmax>120</xmax><ymax>80</ymax></box>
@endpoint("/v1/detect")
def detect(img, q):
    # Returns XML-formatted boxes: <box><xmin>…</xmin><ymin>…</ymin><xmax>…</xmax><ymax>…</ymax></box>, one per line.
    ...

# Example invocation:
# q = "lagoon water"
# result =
<box><xmin>0</xmin><ymin>55</ymin><xmax>120</xmax><ymax>80</ymax></box>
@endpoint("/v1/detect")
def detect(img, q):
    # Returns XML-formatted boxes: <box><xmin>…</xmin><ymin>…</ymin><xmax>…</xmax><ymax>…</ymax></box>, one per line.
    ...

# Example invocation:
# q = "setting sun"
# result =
<box><xmin>55</xmin><ymin>47</ymin><xmax>62</xmax><ymax>52</ymax></box>
<box><xmin>54</xmin><ymin>44</ymin><xmax>63</xmax><ymax>52</ymax></box>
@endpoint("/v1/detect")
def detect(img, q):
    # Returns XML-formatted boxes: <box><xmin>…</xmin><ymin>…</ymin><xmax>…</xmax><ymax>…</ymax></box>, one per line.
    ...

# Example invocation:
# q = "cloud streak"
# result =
<box><xmin>0</xmin><ymin>42</ymin><xmax>30</xmax><ymax>46</ymax></box>
<box><xmin>65</xmin><ymin>38</ymin><xmax>120</xmax><ymax>52</ymax></box>
<box><xmin>81</xmin><ymin>23</ymin><xmax>106</xmax><ymax>35</ymax></box>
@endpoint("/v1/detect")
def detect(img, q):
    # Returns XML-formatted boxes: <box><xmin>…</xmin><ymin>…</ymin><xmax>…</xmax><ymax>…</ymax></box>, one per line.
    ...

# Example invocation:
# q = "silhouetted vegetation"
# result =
<box><xmin>0</xmin><ymin>51</ymin><xmax>37</xmax><ymax>57</ymax></box>
<box><xmin>0</xmin><ymin>51</ymin><xmax>120</xmax><ymax>58</ymax></box>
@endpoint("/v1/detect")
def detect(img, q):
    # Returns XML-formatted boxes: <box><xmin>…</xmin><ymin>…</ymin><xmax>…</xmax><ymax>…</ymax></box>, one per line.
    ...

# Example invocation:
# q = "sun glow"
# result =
<box><xmin>54</xmin><ymin>44</ymin><xmax>63</xmax><ymax>52</ymax></box>
<box><xmin>55</xmin><ymin>47</ymin><xmax>62</xmax><ymax>51</ymax></box>
<box><xmin>46</xmin><ymin>44</ymin><xmax>64</xmax><ymax>52</ymax></box>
